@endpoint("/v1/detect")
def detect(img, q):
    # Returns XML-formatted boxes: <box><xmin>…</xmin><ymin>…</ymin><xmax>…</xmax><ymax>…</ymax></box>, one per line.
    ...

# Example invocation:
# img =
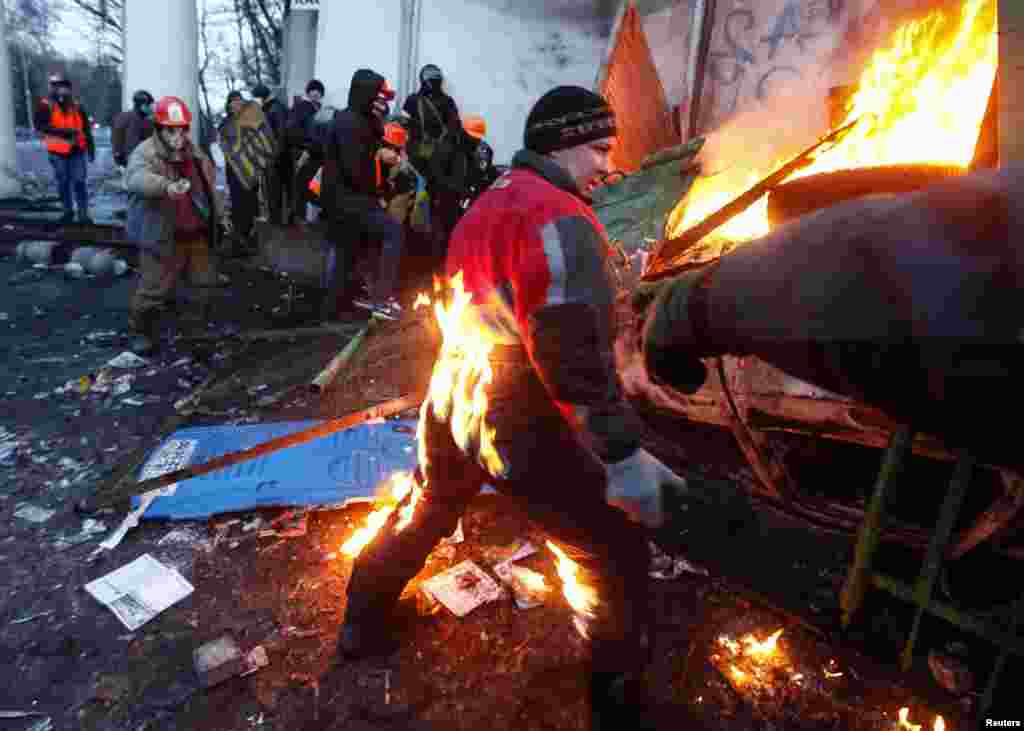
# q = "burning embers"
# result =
<box><xmin>669</xmin><ymin>0</ymin><xmax>997</xmax><ymax>245</ymax></box>
<box><xmin>706</xmin><ymin>622</ymin><xmax>948</xmax><ymax>729</ymax></box>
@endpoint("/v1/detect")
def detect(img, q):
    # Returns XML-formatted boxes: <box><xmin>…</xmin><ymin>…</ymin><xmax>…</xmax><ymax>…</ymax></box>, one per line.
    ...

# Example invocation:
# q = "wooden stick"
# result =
<box><xmin>309</xmin><ymin>323</ymin><xmax>372</xmax><ymax>393</ymax></box>
<box><xmin>119</xmin><ymin>393</ymin><xmax>425</xmax><ymax>498</ymax></box>
<box><xmin>643</xmin><ymin>117</ymin><xmax>862</xmax><ymax>281</ymax></box>
<box><xmin>87</xmin><ymin>373</ymin><xmax>220</xmax><ymax>508</ymax></box>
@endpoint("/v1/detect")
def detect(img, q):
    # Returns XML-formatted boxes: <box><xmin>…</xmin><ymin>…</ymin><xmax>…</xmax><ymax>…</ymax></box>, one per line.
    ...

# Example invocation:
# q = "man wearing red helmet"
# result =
<box><xmin>125</xmin><ymin>96</ymin><xmax>227</xmax><ymax>355</ymax></box>
<box><xmin>321</xmin><ymin>69</ymin><xmax>405</xmax><ymax>321</ymax></box>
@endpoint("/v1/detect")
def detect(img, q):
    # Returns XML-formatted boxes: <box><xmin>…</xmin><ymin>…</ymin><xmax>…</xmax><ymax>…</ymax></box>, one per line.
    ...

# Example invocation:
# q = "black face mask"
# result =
<box><xmin>424</xmin><ymin>78</ymin><xmax>443</xmax><ymax>94</ymax></box>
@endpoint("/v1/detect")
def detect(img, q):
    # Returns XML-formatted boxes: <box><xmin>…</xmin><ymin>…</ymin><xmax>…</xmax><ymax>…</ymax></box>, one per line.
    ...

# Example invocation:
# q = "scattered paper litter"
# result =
<box><xmin>157</xmin><ymin>524</ymin><xmax>210</xmax><ymax>548</ymax></box>
<box><xmin>420</xmin><ymin>560</ymin><xmax>505</xmax><ymax>618</ymax></box>
<box><xmin>54</xmin><ymin>519</ymin><xmax>108</xmax><ymax>549</ymax></box>
<box><xmin>85</xmin><ymin>553</ymin><xmax>194</xmax><ymax>631</ymax></box>
<box><xmin>94</xmin><ymin>439</ymin><xmax>197</xmax><ymax>555</ymax></box>
<box><xmin>492</xmin><ymin>542</ymin><xmax>546</xmax><ymax>609</ymax></box>
<box><xmin>107</xmin><ymin>352</ymin><xmax>149</xmax><ymax>369</ymax></box>
<box><xmin>15</xmin><ymin>504</ymin><xmax>56</xmax><ymax>523</ymax></box>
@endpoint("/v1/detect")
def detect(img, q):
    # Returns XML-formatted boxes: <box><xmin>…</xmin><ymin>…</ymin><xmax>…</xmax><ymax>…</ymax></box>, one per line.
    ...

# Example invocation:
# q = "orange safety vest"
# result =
<box><xmin>44</xmin><ymin>101</ymin><xmax>87</xmax><ymax>155</ymax></box>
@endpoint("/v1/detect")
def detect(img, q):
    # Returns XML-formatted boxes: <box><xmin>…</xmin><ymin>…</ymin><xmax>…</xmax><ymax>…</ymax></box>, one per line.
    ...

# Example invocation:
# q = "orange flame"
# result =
<box><xmin>414</xmin><ymin>272</ymin><xmax>505</xmax><ymax>478</ymax></box>
<box><xmin>341</xmin><ymin>472</ymin><xmax>421</xmax><ymax>557</ymax></box>
<box><xmin>742</xmin><ymin>628</ymin><xmax>783</xmax><ymax>659</ymax></box>
<box><xmin>546</xmin><ymin>540</ymin><xmax>599</xmax><ymax>635</ymax></box>
<box><xmin>668</xmin><ymin>0</ymin><xmax>997</xmax><ymax>245</ymax></box>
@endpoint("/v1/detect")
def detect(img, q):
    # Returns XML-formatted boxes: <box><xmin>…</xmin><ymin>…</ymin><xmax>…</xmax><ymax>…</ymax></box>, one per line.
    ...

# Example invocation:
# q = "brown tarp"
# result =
<box><xmin>599</xmin><ymin>2</ymin><xmax>679</xmax><ymax>173</ymax></box>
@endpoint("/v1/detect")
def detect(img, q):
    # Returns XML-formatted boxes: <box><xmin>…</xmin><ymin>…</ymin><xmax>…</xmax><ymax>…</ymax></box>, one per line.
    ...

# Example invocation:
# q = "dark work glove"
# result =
<box><xmin>640</xmin><ymin>267</ymin><xmax>712</xmax><ymax>395</ymax></box>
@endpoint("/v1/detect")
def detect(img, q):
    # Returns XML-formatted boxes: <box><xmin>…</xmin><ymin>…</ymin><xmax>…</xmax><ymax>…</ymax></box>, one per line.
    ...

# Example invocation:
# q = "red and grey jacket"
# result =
<box><xmin>446</xmin><ymin>149</ymin><xmax>643</xmax><ymax>463</ymax></box>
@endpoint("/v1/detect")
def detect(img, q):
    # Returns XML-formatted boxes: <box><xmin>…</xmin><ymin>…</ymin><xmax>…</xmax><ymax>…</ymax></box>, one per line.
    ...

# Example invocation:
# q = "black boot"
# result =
<box><xmin>335</xmin><ymin>618</ymin><xmax>402</xmax><ymax>662</ymax></box>
<box><xmin>129</xmin><ymin>309</ymin><xmax>161</xmax><ymax>356</ymax></box>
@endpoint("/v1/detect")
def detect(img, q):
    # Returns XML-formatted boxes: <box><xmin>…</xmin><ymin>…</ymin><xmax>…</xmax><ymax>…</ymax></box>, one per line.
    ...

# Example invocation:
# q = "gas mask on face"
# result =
<box><xmin>159</xmin><ymin>126</ymin><xmax>188</xmax><ymax>155</ymax></box>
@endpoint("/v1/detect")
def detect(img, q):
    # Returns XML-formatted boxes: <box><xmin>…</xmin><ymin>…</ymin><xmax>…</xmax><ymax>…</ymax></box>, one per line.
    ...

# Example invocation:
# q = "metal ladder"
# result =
<box><xmin>839</xmin><ymin>427</ymin><xmax>1023</xmax><ymax>719</ymax></box>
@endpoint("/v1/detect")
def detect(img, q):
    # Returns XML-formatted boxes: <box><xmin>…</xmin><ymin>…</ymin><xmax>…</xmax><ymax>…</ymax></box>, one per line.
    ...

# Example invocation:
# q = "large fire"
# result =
<box><xmin>414</xmin><ymin>271</ymin><xmax>505</xmax><ymax>478</ymax></box>
<box><xmin>669</xmin><ymin>0</ymin><xmax>997</xmax><ymax>244</ymax></box>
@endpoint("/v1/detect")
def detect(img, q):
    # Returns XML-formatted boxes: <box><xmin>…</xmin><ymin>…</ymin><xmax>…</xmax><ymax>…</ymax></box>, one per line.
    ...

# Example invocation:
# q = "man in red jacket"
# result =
<box><xmin>339</xmin><ymin>86</ymin><xmax>686</xmax><ymax>729</ymax></box>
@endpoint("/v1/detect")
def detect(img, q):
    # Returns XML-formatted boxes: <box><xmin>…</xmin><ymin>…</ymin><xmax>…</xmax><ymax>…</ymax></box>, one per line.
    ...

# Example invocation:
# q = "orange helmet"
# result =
<box><xmin>383</xmin><ymin>122</ymin><xmax>408</xmax><ymax>148</ymax></box>
<box><xmin>153</xmin><ymin>96</ymin><xmax>192</xmax><ymax>128</ymax></box>
<box><xmin>462</xmin><ymin>115</ymin><xmax>486</xmax><ymax>140</ymax></box>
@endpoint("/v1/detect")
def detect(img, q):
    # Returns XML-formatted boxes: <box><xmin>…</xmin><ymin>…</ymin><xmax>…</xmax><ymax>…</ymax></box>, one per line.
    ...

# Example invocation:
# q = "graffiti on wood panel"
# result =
<box><xmin>699</xmin><ymin>0</ymin><xmax>880</xmax><ymax>132</ymax></box>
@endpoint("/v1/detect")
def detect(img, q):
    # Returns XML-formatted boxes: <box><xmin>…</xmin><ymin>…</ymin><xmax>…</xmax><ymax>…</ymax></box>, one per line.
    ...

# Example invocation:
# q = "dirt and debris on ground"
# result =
<box><xmin>1</xmin><ymin>182</ymin><xmax>1017</xmax><ymax>730</ymax></box>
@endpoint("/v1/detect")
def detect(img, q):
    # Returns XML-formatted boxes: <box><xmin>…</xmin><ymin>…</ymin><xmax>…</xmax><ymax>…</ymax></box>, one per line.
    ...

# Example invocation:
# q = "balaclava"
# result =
<box><xmin>420</xmin><ymin>65</ymin><xmax>443</xmax><ymax>95</ymax></box>
<box><xmin>523</xmin><ymin>86</ymin><xmax>617</xmax><ymax>155</ymax></box>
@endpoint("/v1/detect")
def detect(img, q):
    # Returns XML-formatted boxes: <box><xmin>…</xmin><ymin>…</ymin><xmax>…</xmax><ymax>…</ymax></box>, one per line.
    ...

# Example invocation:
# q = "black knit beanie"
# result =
<box><xmin>306</xmin><ymin>79</ymin><xmax>325</xmax><ymax>96</ymax></box>
<box><xmin>524</xmin><ymin>86</ymin><xmax>617</xmax><ymax>155</ymax></box>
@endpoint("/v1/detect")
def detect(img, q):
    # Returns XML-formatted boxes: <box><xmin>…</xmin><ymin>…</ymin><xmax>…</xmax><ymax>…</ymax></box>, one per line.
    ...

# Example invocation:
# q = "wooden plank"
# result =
<box><xmin>840</xmin><ymin>427</ymin><xmax>914</xmax><ymax>628</ymax></box>
<box><xmin>643</xmin><ymin>117</ymin><xmax>861</xmax><ymax>280</ymax></box>
<box><xmin>116</xmin><ymin>394</ymin><xmax>425</xmax><ymax>500</ymax></box>
<box><xmin>900</xmin><ymin>451</ymin><xmax>974</xmax><ymax>670</ymax></box>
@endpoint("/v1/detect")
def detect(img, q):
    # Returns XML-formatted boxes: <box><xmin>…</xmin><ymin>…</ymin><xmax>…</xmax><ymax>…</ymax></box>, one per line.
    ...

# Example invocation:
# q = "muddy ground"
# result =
<box><xmin>1</xmin><ymin>166</ymin><xmax>1021</xmax><ymax>730</ymax></box>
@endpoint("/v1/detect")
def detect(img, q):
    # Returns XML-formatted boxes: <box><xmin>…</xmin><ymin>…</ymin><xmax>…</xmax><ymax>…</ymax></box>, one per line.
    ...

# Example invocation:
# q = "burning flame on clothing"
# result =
<box><xmin>341</xmin><ymin>471</ymin><xmax>422</xmax><ymax>558</ymax></box>
<box><xmin>546</xmin><ymin>540</ymin><xmax>599</xmax><ymax>637</ymax></box>
<box><xmin>414</xmin><ymin>272</ymin><xmax>505</xmax><ymax>478</ymax></box>
<box><xmin>669</xmin><ymin>0</ymin><xmax>997</xmax><ymax>244</ymax></box>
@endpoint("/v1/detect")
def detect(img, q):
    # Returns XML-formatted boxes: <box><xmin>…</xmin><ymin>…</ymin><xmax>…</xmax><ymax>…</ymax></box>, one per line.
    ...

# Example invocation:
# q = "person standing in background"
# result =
<box><xmin>252</xmin><ymin>83</ymin><xmax>291</xmax><ymax>224</ymax></box>
<box><xmin>287</xmin><ymin>79</ymin><xmax>326</xmax><ymax>224</ymax></box>
<box><xmin>34</xmin><ymin>74</ymin><xmax>96</xmax><ymax>224</ymax></box>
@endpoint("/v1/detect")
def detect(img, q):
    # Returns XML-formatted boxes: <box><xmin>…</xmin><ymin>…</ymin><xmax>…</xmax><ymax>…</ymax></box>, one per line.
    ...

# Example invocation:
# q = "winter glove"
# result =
<box><xmin>606</xmin><ymin>448</ymin><xmax>689</xmax><ymax>529</ymax></box>
<box><xmin>638</xmin><ymin>266</ymin><xmax>712</xmax><ymax>395</ymax></box>
<box><xmin>166</xmin><ymin>179</ymin><xmax>191</xmax><ymax>198</ymax></box>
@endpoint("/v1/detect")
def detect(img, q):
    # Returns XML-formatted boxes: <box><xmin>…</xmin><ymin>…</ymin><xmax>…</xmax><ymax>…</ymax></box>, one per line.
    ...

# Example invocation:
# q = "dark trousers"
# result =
<box><xmin>226</xmin><ymin>164</ymin><xmax>258</xmax><ymax>237</ymax></box>
<box><xmin>49</xmin><ymin>151</ymin><xmax>88</xmax><ymax>215</ymax></box>
<box><xmin>345</xmin><ymin>358</ymin><xmax>652</xmax><ymax>674</ymax></box>
<box><xmin>293</xmin><ymin>150</ymin><xmax>321</xmax><ymax>222</ymax></box>
<box><xmin>263</xmin><ymin>152</ymin><xmax>292</xmax><ymax>225</ymax></box>
<box><xmin>428</xmin><ymin>190</ymin><xmax>462</xmax><ymax>268</ymax></box>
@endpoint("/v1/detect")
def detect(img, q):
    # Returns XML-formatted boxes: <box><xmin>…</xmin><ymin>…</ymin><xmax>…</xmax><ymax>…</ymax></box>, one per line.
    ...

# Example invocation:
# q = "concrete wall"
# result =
<box><xmin>0</xmin><ymin>7</ymin><xmax>21</xmax><ymax>197</ymax></box>
<box><xmin>314</xmin><ymin>0</ymin><xmax>615</xmax><ymax>164</ymax></box>
<box><xmin>315</xmin><ymin>2</ymin><xmax>403</xmax><ymax>112</ymax></box>
<box><xmin>282</xmin><ymin>10</ymin><xmax>320</xmax><ymax>104</ymax></box>
<box><xmin>123</xmin><ymin>0</ymin><xmax>199</xmax><ymax>135</ymax></box>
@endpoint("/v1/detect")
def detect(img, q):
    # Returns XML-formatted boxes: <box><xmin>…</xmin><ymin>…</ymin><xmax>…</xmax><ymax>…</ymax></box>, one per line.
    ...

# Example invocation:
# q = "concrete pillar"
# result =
<box><xmin>0</xmin><ymin>8</ymin><xmax>23</xmax><ymax>198</ymax></box>
<box><xmin>122</xmin><ymin>0</ymin><xmax>198</xmax><ymax>135</ymax></box>
<box><xmin>315</xmin><ymin>0</ymin><xmax>402</xmax><ymax>109</ymax></box>
<box><xmin>999</xmin><ymin>0</ymin><xmax>1024</xmax><ymax>164</ymax></box>
<box><xmin>282</xmin><ymin>8</ymin><xmax>319</xmax><ymax>105</ymax></box>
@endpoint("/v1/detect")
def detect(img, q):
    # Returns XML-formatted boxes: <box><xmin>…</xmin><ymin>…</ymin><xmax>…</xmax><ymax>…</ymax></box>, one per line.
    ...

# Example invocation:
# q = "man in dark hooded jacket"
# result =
<box><xmin>402</xmin><ymin>64</ymin><xmax>460</xmax><ymax>174</ymax></box>
<box><xmin>321</xmin><ymin>69</ymin><xmax>403</xmax><ymax>320</ymax></box>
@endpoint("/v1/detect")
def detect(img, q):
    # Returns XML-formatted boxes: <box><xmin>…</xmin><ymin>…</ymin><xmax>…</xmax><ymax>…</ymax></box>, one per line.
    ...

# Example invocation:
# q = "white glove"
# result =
<box><xmin>166</xmin><ymin>179</ymin><xmax>191</xmax><ymax>197</ymax></box>
<box><xmin>606</xmin><ymin>448</ymin><xmax>688</xmax><ymax>529</ymax></box>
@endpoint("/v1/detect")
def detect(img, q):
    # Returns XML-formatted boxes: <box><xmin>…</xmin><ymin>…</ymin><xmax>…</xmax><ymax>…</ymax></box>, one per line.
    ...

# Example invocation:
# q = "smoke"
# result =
<box><xmin>695</xmin><ymin>0</ymin><xmax>862</xmax><ymax>179</ymax></box>
<box><xmin>698</xmin><ymin>76</ymin><xmax>832</xmax><ymax>181</ymax></box>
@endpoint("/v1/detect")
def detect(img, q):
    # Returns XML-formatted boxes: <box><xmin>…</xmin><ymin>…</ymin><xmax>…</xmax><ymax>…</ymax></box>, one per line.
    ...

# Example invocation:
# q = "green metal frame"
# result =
<box><xmin>840</xmin><ymin>428</ymin><xmax>1024</xmax><ymax>718</ymax></box>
